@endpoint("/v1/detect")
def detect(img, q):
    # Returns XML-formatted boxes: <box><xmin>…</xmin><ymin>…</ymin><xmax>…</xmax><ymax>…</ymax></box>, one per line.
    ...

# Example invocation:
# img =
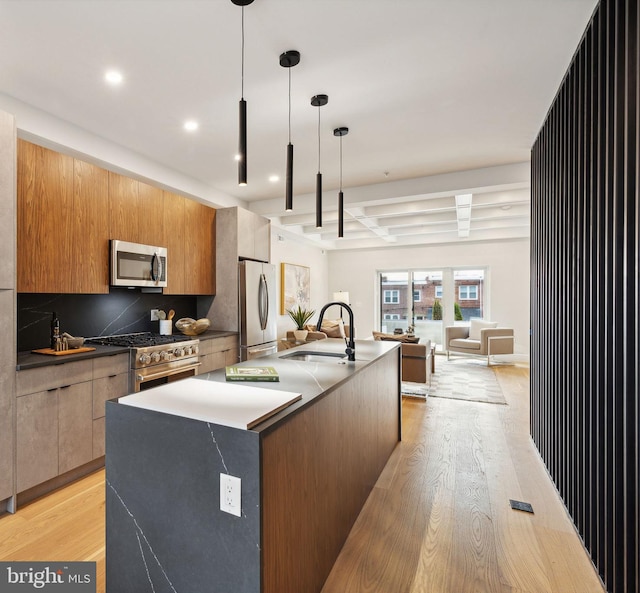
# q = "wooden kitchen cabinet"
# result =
<box><xmin>108</xmin><ymin>172</ymin><xmax>138</xmax><ymax>244</ymax></box>
<box><xmin>184</xmin><ymin>199</ymin><xmax>215</xmax><ymax>295</ymax></box>
<box><xmin>17</xmin><ymin>140</ymin><xmax>74</xmax><ymax>292</ymax></box>
<box><xmin>163</xmin><ymin>191</ymin><xmax>186</xmax><ymax>294</ymax></box>
<box><xmin>137</xmin><ymin>181</ymin><xmax>165</xmax><ymax>247</ymax></box>
<box><xmin>18</xmin><ymin>140</ymin><xmax>216</xmax><ymax>294</ymax></box>
<box><xmin>110</xmin><ymin>174</ymin><xmax>165</xmax><ymax>247</ymax></box>
<box><xmin>73</xmin><ymin>160</ymin><xmax>109</xmax><ymax>293</ymax></box>
<box><xmin>163</xmin><ymin>192</ymin><xmax>215</xmax><ymax>295</ymax></box>
<box><xmin>17</xmin><ymin>140</ymin><xmax>110</xmax><ymax>293</ymax></box>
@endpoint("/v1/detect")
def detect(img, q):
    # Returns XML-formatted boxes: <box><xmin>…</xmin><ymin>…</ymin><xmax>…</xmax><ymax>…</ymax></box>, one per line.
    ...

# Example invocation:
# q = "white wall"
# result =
<box><xmin>326</xmin><ymin>238</ymin><xmax>530</xmax><ymax>356</ymax></box>
<box><xmin>270</xmin><ymin>231</ymin><xmax>330</xmax><ymax>339</ymax></box>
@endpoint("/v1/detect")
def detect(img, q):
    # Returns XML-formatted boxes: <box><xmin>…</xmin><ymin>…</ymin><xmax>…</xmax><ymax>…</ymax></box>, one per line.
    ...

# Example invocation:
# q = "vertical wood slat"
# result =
<box><xmin>530</xmin><ymin>1</ymin><xmax>639</xmax><ymax>592</ymax></box>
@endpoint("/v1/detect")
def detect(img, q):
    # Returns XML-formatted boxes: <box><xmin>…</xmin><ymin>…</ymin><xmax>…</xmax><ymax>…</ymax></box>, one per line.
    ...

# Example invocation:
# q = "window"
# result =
<box><xmin>459</xmin><ymin>285</ymin><xmax>478</xmax><ymax>300</ymax></box>
<box><xmin>435</xmin><ymin>285</ymin><xmax>442</xmax><ymax>298</ymax></box>
<box><xmin>413</xmin><ymin>290</ymin><xmax>420</xmax><ymax>302</ymax></box>
<box><xmin>383</xmin><ymin>290</ymin><xmax>399</xmax><ymax>304</ymax></box>
<box><xmin>383</xmin><ymin>313</ymin><xmax>400</xmax><ymax>320</ymax></box>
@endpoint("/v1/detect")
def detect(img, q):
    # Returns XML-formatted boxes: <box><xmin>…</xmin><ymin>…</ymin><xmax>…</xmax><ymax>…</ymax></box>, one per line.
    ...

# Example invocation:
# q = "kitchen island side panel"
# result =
<box><xmin>260</xmin><ymin>349</ymin><xmax>401</xmax><ymax>593</ymax></box>
<box><xmin>105</xmin><ymin>402</ymin><xmax>260</xmax><ymax>593</ymax></box>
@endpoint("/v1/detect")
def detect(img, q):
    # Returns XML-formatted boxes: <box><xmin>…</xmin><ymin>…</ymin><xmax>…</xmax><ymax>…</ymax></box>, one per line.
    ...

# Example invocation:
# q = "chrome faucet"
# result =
<box><xmin>316</xmin><ymin>301</ymin><xmax>356</xmax><ymax>361</ymax></box>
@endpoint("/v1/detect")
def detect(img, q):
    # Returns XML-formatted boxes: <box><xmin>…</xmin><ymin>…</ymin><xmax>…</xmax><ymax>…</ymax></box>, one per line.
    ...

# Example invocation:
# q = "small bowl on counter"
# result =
<box><xmin>175</xmin><ymin>317</ymin><xmax>211</xmax><ymax>336</ymax></box>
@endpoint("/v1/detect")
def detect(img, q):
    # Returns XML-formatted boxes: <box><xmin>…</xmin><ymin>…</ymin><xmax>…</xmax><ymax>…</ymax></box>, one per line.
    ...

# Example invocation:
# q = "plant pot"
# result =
<box><xmin>293</xmin><ymin>329</ymin><xmax>308</xmax><ymax>342</ymax></box>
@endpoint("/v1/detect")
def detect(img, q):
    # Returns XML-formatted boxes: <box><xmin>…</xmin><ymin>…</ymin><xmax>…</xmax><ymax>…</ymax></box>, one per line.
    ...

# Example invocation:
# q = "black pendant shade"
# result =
<box><xmin>286</xmin><ymin>142</ymin><xmax>294</xmax><ymax>211</ymax></box>
<box><xmin>334</xmin><ymin>126</ymin><xmax>349</xmax><ymax>238</ymax></box>
<box><xmin>280</xmin><ymin>50</ymin><xmax>300</xmax><ymax>212</ymax></box>
<box><xmin>311</xmin><ymin>94</ymin><xmax>328</xmax><ymax>228</ymax></box>
<box><xmin>238</xmin><ymin>98</ymin><xmax>247</xmax><ymax>185</ymax></box>
<box><xmin>231</xmin><ymin>0</ymin><xmax>254</xmax><ymax>186</ymax></box>
<box><xmin>316</xmin><ymin>172</ymin><xmax>323</xmax><ymax>228</ymax></box>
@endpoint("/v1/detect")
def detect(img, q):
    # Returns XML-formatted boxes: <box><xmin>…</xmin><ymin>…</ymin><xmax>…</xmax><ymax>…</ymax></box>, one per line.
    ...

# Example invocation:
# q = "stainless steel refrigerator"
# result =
<box><xmin>239</xmin><ymin>260</ymin><xmax>278</xmax><ymax>361</ymax></box>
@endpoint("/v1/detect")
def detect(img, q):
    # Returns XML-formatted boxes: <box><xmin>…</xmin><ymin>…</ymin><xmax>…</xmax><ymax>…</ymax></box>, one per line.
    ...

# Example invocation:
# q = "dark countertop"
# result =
<box><xmin>17</xmin><ymin>343</ymin><xmax>131</xmax><ymax>371</ymax></box>
<box><xmin>194</xmin><ymin>330</ymin><xmax>238</xmax><ymax>341</ymax></box>
<box><xmin>16</xmin><ymin>330</ymin><xmax>239</xmax><ymax>371</ymax></box>
<box><xmin>118</xmin><ymin>338</ymin><xmax>400</xmax><ymax>434</ymax></box>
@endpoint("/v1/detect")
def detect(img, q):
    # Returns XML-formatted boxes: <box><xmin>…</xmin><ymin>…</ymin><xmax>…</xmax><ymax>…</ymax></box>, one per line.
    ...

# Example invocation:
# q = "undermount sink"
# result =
<box><xmin>279</xmin><ymin>350</ymin><xmax>347</xmax><ymax>363</ymax></box>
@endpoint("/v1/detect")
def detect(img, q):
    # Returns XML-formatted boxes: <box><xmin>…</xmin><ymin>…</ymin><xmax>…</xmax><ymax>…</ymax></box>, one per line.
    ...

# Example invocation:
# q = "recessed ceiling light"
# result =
<box><xmin>234</xmin><ymin>154</ymin><xmax>241</xmax><ymax>162</ymax></box>
<box><xmin>183</xmin><ymin>120</ymin><xmax>199</xmax><ymax>132</ymax></box>
<box><xmin>104</xmin><ymin>70</ymin><xmax>123</xmax><ymax>85</ymax></box>
<box><xmin>269</xmin><ymin>175</ymin><xmax>279</xmax><ymax>183</ymax></box>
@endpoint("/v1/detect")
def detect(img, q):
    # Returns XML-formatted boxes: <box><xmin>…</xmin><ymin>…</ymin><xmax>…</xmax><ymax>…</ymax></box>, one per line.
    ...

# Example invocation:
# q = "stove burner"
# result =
<box><xmin>87</xmin><ymin>332</ymin><xmax>193</xmax><ymax>348</ymax></box>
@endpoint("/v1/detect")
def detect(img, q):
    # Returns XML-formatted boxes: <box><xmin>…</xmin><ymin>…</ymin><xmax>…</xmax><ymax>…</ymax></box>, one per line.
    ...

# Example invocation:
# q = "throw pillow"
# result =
<box><xmin>309</xmin><ymin>319</ymin><xmax>346</xmax><ymax>338</ymax></box>
<box><xmin>468</xmin><ymin>318</ymin><xmax>498</xmax><ymax>340</ymax></box>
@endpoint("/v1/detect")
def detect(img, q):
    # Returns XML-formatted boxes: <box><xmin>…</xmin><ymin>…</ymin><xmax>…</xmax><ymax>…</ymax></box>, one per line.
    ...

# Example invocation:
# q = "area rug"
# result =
<box><xmin>428</xmin><ymin>358</ymin><xmax>507</xmax><ymax>405</ymax></box>
<box><xmin>401</xmin><ymin>382</ymin><xmax>429</xmax><ymax>398</ymax></box>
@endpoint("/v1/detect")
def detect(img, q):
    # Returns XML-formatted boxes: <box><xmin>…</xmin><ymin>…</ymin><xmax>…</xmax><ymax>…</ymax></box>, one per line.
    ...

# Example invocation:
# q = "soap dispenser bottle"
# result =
<box><xmin>50</xmin><ymin>311</ymin><xmax>60</xmax><ymax>349</ymax></box>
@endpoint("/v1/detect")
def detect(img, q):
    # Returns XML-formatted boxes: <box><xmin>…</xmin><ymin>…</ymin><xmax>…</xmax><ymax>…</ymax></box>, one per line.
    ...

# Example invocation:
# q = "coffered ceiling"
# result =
<box><xmin>0</xmin><ymin>0</ymin><xmax>597</xmax><ymax>249</ymax></box>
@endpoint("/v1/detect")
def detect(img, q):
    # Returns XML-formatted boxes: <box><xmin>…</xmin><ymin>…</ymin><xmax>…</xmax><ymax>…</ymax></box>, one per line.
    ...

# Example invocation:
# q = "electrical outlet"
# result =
<box><xmin>150</xmin><ymin>309</ymin><xmax>160</xmax><ymax>321</ymax></box>
<box><xmin>220</xmin><ymin>473</ymin><xmax>241</xmax><ymax>517</ymax></box>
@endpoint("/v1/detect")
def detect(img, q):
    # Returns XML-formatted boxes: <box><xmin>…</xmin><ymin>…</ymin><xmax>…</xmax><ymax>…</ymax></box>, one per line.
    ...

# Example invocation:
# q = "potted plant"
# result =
<box><xmin>287</xmin><ymin>305</ymin><xmax>315</xmax><ymax>342</ymax></box>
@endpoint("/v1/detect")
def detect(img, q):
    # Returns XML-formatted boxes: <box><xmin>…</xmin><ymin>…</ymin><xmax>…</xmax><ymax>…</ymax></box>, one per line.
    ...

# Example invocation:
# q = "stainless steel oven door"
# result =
<box><xmin>133</xmin><ymin>360</ymin><xmax>201</xmax><ymax>392</ymax></box>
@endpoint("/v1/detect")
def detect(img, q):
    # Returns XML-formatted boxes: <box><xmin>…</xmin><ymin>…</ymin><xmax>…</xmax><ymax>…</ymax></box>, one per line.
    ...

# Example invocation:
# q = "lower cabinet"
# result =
<box><xmin>16</xmin><ymin>390</ymin><xmax>59</xmax><ymax>493</ymax></box>
<box><xmin>199</xmin><ymin>335</ymin><xmax>239</xmax><ymax>374</ymax></box>
<box><xmin>16</xmin><ymin>381</ymin><xmax>93</xmax><ymax>492</ymax></box>
<box><xmin>15</xmin><ymin>353</ymin><xmax>130</xmax><ymax>495</ymax></box>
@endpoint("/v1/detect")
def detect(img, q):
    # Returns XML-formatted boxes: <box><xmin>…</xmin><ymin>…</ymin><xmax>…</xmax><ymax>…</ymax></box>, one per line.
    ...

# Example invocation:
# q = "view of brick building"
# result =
<box><xmin>380</xmin><ymin>271</ymin><xmax>484</xmax><ymax>326</ymax></box>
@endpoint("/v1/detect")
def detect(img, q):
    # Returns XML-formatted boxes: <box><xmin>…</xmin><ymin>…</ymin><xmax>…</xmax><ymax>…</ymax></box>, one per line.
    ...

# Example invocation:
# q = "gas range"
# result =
<box><xmin>87</xmin><ymin>332</ymin><xmax>201</xmax><ymax>392</ymax></box>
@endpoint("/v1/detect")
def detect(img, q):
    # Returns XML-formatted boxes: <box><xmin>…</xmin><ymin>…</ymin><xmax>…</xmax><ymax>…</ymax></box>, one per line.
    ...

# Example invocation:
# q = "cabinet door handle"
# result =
<box><xmin>60</xmin><ymin>385</ymin><xmax>71</xmax><ymax>390</ymax></box>
<box><xmin>109</xmin><ymin>374</ymin><xmax>117</xmax><ymax>378</ymax></box>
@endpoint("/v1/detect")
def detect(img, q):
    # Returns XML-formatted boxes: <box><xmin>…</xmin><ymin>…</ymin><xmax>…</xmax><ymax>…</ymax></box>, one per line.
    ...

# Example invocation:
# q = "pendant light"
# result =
<box><xmin>280</xmin><ymin>50</ymin><xmax>301</xmax><ymax>211</ymax></box>
<box><xmin>311</xmin><ymin>94</ymin><xmax>328</xmax><ymax>228</ymax></box>
<box><xmin>231</xmin><ymin>0</ymin><xmax>254</xmax><ymax>186</ymax></box>
<box><xmin>334</xmin><ymin>126</ymin><xmax>349</xmax><ymax>238</ymax></box>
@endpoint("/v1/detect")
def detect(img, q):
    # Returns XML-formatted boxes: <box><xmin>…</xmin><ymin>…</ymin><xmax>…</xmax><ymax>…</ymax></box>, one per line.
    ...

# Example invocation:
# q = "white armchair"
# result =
<box><xmin>445</xmin><ymin>320</ymin><xmax>514</xmax><ymax>365</ymax></box>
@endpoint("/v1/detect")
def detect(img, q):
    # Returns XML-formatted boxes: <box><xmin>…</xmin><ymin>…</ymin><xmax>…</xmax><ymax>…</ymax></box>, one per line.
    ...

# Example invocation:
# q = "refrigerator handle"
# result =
<box><xmin>259</xmin><ymin>273</ymin><xmax>268</xmax><ymax>330</ymax></box>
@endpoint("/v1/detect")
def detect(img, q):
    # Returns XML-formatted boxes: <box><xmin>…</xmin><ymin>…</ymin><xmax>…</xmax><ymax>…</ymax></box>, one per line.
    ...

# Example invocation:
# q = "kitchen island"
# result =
<box><xmin>105</xmin><ymin>338</ymin><xmax>401</xmax><ymax>593</ymax></box>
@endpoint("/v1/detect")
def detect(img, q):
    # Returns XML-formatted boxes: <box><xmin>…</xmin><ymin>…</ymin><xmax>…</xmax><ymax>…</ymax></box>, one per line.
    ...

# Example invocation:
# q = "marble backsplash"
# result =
<box><xmin>17</xmin><ymin>290</ymin><xmax>213</xmax><ymax>352</ymax></box>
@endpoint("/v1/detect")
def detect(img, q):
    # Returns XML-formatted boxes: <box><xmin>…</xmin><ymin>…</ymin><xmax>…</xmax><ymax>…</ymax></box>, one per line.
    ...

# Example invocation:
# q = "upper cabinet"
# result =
<box><xmin>236</xmin><ymin>207</ymin><xmax>271</xmax><ymax>262</ymax></box>
<box><xmin>17</xmin><ymin>140</ymin><xmax>216</xmax><ymax>295</ymax></box>
<box><xmin>108</xmin><ymin>174</ymin><xmax>165</xmax><ymax>247</ymax></box>
<box><xmin>18</xmin><ymin>141</ymin><xmax>76</xmax><ymax>293</ymax></box>
<box><xmin>183</xmin><ymin>199</ymin><xmax>215</xmax><ymax>295</ymax></box>
<box><xmin>73</xmin><ymin>160</ymin><xmax>109</xmax><ymax>293</ymax></box>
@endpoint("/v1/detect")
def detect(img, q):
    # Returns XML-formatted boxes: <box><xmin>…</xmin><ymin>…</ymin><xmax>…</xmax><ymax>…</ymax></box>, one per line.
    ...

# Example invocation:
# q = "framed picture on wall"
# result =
<box><xmin>280</xmin><ymin>263</ymin><xmax>311</xmax><ymax>314</ymax></box>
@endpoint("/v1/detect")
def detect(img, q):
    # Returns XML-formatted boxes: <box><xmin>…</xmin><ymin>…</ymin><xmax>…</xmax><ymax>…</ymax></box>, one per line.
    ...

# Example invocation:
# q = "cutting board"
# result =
<box><xmin>32</xmin><ymin>347</ymin><xmax>96</xmax><ymax>356</ymax></box>
<box><xmin>119</xmin><ymin>377</ymin><xmax>302</xmax><ymax>430</ymax></box>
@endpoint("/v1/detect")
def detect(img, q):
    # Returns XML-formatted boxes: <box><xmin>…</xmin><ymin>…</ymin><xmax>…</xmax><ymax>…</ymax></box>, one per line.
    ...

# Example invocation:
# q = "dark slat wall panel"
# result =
<box><xmin>530</xmin><ymin>1</ymin><xmax>639</xmax><ymax>592</ymax></box>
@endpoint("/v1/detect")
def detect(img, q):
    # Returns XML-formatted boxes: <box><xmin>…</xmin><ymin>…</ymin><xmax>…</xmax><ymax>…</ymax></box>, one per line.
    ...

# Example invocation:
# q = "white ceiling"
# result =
<box><xmin>0</xmin><ymin>0</ymin><xmax>597</xmax><ymax>250</ymax></box>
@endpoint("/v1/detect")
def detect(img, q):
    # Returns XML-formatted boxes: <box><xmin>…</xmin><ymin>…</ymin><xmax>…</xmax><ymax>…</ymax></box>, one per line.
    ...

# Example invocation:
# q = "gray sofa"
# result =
<box><xmin>445</xmin><ymin>322</ymin><xmax>514</xmax><ymax>365</ymax></box>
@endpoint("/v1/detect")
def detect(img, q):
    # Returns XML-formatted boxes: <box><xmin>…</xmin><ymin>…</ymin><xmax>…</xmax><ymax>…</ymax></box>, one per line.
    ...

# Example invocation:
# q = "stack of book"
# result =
<box><xmin>225</xmin><ymin>366</ymin><xmax>280</xmax><ymax>382</ymax></box>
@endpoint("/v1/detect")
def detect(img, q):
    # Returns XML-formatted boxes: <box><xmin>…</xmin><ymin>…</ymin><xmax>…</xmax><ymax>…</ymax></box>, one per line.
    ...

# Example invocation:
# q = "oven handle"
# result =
<box><xmin>137</xmin><ymin>362</ymin><xmax>201</xmax><ymax>383</ymax></box>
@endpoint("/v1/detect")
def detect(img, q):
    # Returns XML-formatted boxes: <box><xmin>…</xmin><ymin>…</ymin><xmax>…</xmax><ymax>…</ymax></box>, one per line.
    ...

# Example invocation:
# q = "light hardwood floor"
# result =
<box><xmin>0</xmin><ymin>363</ymin><xmax>605</xmax><ymax>593</ymax></box>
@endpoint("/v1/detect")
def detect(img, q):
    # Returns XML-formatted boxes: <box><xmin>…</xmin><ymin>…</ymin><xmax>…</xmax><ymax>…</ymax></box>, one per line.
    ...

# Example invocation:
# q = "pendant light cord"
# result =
<box><xmin>317</xmin><ymin>107</ymin><xmax>321</xmax><ymax>173</ymax></box>
<box><xmin>288</xmin><ymin>69</ymin><xmax>292</xmax><ymax>144</ymax></box>
<box><xmin>241</xmin><ymin>6</ymin><xmax>245</xmax><ymax>99</ymax></box>
<box><xmin>339</xmin><ymin>136</ymin><xmax>343</xmax><ymax>191</ymax></box>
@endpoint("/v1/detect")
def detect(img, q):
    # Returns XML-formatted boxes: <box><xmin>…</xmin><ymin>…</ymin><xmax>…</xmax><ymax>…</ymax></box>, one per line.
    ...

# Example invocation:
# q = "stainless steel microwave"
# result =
<box><xmin>111</xmin><ymin>240</ymin><xmax>167</xmax><ymax>288</ymax></box>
